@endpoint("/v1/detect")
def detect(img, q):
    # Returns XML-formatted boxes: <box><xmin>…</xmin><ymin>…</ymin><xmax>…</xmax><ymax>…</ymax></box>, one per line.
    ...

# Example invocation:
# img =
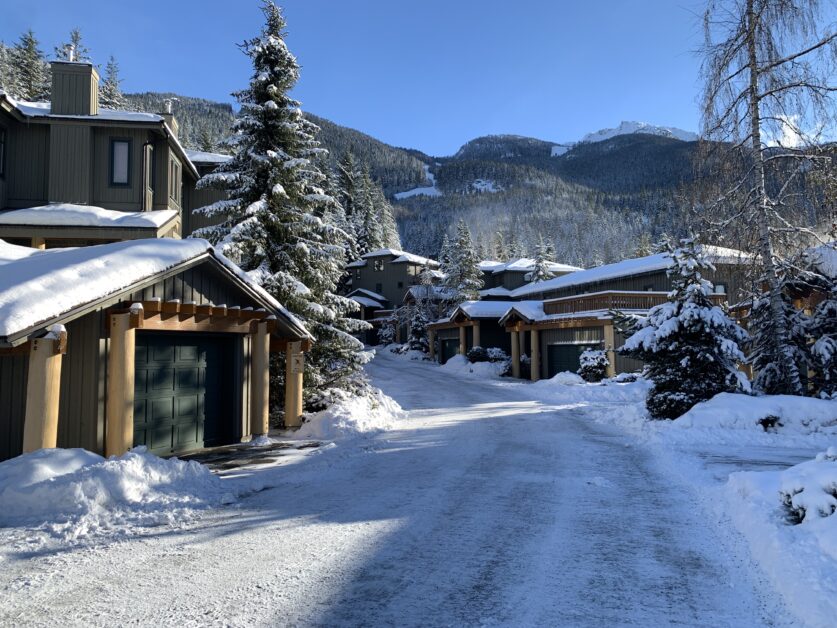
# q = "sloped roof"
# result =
<box><xmin>0</xmin><ymin>204</ymin><xmax>178</xmax><ymax>229</ymax></box>
<box><xmin>349</xmin><ymin>288</ymin><xmax>387</xmax><ymax>302</ymax></box>
<box><xmin>359</xmin><ymin>248</ymin><xmax>440</xmax><ymax>267</ymax></box>
<box><xmin>0</xmin><ymin>238</ymin><xmax>310</xmax><ymax>343</ymax></box>
<box><xmin>185</xmin><ymin>150</ymin><xmax>233</xmax><ymax>165</ymax></box>
<box><xmin>511</xmin><ymin>245</ymin><xmax>751</xmax><ymax>298</ymax></box>
<box><xmin>351</xmin><ymin>296</ymin><xmax>383</xmax><ymax>309</ymax></box>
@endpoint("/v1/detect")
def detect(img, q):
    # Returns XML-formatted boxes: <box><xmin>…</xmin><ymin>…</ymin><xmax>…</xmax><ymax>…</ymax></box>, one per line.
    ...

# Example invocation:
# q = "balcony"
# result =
<box><xmin>542</xmin><ymin>290</ymin><xmax>727</xmax><ymax>316</ymax></box>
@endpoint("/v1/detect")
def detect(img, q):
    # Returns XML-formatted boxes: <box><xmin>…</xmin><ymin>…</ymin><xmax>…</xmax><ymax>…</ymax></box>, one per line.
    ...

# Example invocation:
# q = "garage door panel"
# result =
<box><xmin>134</xmin><ymin>332</ymin><xmax>235</xmax><ymax>456</ymax></box>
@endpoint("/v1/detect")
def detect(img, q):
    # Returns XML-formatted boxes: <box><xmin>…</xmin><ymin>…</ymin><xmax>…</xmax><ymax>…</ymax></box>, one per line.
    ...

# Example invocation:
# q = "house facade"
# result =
<box><xmin>478</xmin><ymin>258</ymin><xmax>582</xmax><ymax>298</ymax></box>
<box><xmin>0</xmin><ymin>238</ymin><xmax>311</xmax><ymax>463</ymax></box>
<box><xmin>0</xmin><ymin>60</ymin><xmax>227</xmax><ymax>248</ymax></box>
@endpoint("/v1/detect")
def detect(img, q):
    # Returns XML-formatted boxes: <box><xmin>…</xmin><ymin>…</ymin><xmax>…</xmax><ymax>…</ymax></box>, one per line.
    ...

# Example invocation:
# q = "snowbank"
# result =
<box><xmin>294</xmin><ymin>388</ymin><xmax>402</xmax><ymax>441</ymax></box>
<box><xmin>440</xmin><ymin>354</ymin><xmax>508</xmax><ymax>379</ymax></box>
<box><xmin>529</xmin><ymin>371</ymin><xmax>651</xmax><ymax>405</ymax></box>
<box><xmin>0</xmin><ymin>448</ymin><xmax>232</xmax><ymax>538</ymax></box>
<box><xmin>726</xmin><ymin>449</ymin><xmax>837</xmax><ymax>627</ymax></box>
<box><xmin>675</xmin><ymin>393</ymin><xmax>837</xmax><ymax>439</ymax></box>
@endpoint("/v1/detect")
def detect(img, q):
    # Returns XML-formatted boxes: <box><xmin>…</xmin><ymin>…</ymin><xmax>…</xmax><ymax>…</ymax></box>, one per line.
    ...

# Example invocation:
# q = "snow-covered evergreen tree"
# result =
<box><xmin>620</xmin><ymin>239</ymin><xmax>750</xmax><ymax>419</ymax></box>
<box><xmin>578</xmin><ymin>349</ymin><xmax>609</xmax><ymax>383</ymax></box>
<box><xmin>354</xmin><ymin>166</ymin><xmax>385</xmax><ymax>254</ymax></box>
<box><xmin>13</xmin><ymin>30</ymin><xmax>49</xmax><ymax>101</ymax></box>
<box><xmin>442</xmin><ymin>220</ymin><xmax>484</xmax><ymax>306</ymax></box>
<box><xmin>525</xmin><ymin>238</ymin><xmax>555</xmax><ymax>283</ymax></box>
<box><xmin>193</xmin><ymin>1</ymin><xmax>369</xmax><ymax>408</ymax></box>
<box><xmin>492</xmin><ymin>231</ymin><xmax>508</xmax><ymax>261</ymax></box>
<box><xmin>0</xmin><ymin>42</ymin><xmax>16</xmax><ymax>95</ymax></box>
<box><xmin>54</xmin><ymin>28</ymin><xmax>91</xmax><ymax>62</ymax></box>
<box><xmin>99</xmin><ymin>56</ymin><xmax>126</xmax><ymax>109</ymax></box>
<box><xmin>336</xmin><ymin>152</ymin><xmax>359</xmax><ymax>225</ymax></box>
<box><xmin>808</xmin><ymin>282</ymin><xmax>837</xmax><ymax>398</ymax></box>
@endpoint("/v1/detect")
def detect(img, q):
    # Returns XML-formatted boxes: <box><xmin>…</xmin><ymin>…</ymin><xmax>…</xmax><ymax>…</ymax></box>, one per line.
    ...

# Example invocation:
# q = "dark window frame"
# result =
<box><xmin>109</xmin><ymin>137</ymin><xmax>132</xmax><ymax>187</ymax></box>
<box><xmin>714</xmin><ymin>283</ymin><xmax>728</xmax><ymax>295</ymax></box>
<box><xmin>169</xmin><ymin>156</ymin><xmax>182</xmax><ymax>205</ymax></box>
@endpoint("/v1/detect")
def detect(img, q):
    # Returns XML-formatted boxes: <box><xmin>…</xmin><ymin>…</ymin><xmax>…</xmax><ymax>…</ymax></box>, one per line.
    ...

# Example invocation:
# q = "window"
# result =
<box><xmin>169</xmin><ymin>157</ymin><xmax>181</xmax><ymax>204</ymax></box>
<box><xmin>0</xmin><ymin>127</ymin><xmax>6</xmax><ymax>178</ymax></box>
<box><xmin>373</xmin><ymin>259</ymin><xmax>384</xmax><ymax>272</ymax></box>
<box><xmin>375</xmin><ymin>283</ymin><xmax>383</xmax><ymax>294</ymax></box>
<box><xmin>643</xmin><ymin>284</ymin><xmax>654</xmax><ymax>292</ymax></box>
<box><xmin>354</xmin><ymin>269</ymin><xmax>361</xmax><ymax>280</ymax></box>
<box><xmin>397</xmin><ymin>281</ymin><xmax>404</xmax><ymax>289</ymax></box>
<box><xmin>714</xmin><ymin>283</ymin><xmax>727</xmax><ymax>295</ymax></box>
<box><xmin>109</xmin><ymin>139</ymin><xmax>131</xmax><ymax>186</ymax></box>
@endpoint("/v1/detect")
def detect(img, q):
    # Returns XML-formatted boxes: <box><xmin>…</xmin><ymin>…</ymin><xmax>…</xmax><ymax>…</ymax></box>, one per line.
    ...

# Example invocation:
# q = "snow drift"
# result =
<box><xmin>0</xmin><ymin>448</ymin><xmax>232</xmax><ymax>538</ymax></box>
<box><xmin>439</xmin><ymin>354</ymin><xmax>508</xmax><ymax>379</ymax></box>
<box><xmin>294</xmin><ymin>387</ymin><xmax>402</xmax><ymax>440</ymax></box>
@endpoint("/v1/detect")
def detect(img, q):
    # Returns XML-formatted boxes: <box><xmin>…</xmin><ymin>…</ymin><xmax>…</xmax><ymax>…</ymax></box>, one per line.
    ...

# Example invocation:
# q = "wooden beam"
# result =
<box><xmin>459</xmin><ymin>326</ymin><xmax>467</xmax><ymax>356</ymax></box>
<box><xmin>511</xmin><ymin>330</ymin><xmax>521</xmax><ymax>379</ymax></box>
<box><xmin>284</xmin><ymin>340</ymin><xmax>304</xmax><ymax>428</ymax></box>
<box><xmin>603</xmin><ymin>323</ymin><xmax>617</xmax><ymax>378</ymax></box>
<box><xmin>22</xmin><ymin>332</ymin><xmax>65</xmax><ymax>452</ymax></box>
<box><xmin>106</xmin><ymin>312</ymin><xmax>135</xmax><ymax>456</ymax></box>
<box><xmin>530</xmin><ymin>329</ymin><xmax>540</xmax><ymax>382</ymax></box>
<box><xmin>428</xmin><ymin>329</ymin><xmax>436</xmax><ymax>361</ymax></box>
<box><xmin>250</xmin><ymin>321</ymin><xmax>270</xmax><ymax>437</ymax></box>
<box><xmin>472</xmin><ymin>321</ymin><xmax>481</xmax><ymax>348</ymax></box>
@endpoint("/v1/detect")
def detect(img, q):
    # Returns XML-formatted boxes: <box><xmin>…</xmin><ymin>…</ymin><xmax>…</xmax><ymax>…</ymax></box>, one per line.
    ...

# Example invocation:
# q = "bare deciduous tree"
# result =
<box><xmin>700</xmin><ymin>0</ymin><xmax>837</xmax><ymax>394</ymax></box>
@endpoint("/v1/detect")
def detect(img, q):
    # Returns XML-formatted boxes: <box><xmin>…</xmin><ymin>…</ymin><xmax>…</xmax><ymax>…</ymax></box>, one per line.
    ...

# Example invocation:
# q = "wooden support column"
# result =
<box><xmin>459</xmin><ymin>325</ymin><xmax>467</xmax><ymax>355</ymax></box>
<box><xmin>284</xmin><ymin>340</ymin><xmax>304</xmax><ymax>428</ymax></box>
<box><xmin>603</xmin><ymin>322</ymin><xmax>617</xmax><ymax>378</ymax></box>
<box><xmin>395</xmin><ymin>322</ymin><xmax>402</xmax><ymax>344</ymax></box>
<box><xmin>106</xmin><ymin>313</ymin><xmax>136</xmax><ymax>456</ymax></box>
<box><xmin>511</xmin><ymin>330</ymin><xmax>521</xmax><ymax>379</ymax></box>
<box><xmin>530</xmin><ymin>328</ymin><xmax>541</xmax><ymax>382</ymax></box>
<box><xmin>472</xmin><ymin>322</ymin><xmax>481</xmax><ymax>348</ymax></box>
<box><xmin>250</xmin><ymin>320</ymin><xmax>270</xmax><ymax>436</ymax></box>
<box><xmin>428</xmin><ymin>329</ymin><xmax>436</xmax><ymax>360</ymax></box>
<box><xmin>22</xmin><ymin>329</ymin><xmax>67</xmax><ymax>453</ymax></box>
<box><xmin>31</xmin><ymin>237</ymin><xmax>46</xmax><ymax>250</ymax></box>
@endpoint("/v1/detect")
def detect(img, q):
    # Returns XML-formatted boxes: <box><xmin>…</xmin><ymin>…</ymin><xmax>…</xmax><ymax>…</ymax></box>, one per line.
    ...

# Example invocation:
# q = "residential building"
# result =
<box><xmin>0</xmin><ymin>60</ymin><xmax>227</xmax><ymax>248</ymax></box>
<box><xmin>478</xmin><ymin>258</ymin><xmax>582</xmax><ymax>299</ymax></box>
<box><xmin>0</xmin><ymin>238</ymin><xmax>312</xmax><ymax>463</ymax></box>
<box><xmin>347</xmin><ymin>248</ymin><xmax>441</xmax><ymax>308</ymax></box>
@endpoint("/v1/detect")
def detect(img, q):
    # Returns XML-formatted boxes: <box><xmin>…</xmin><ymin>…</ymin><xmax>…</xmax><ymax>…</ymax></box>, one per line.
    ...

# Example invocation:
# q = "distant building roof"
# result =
<box><xmin>480</xmin><ymin>257</ymin><xmax>583</xmax><ymax>275</ymax></box>
<box><xmin>359</xmin><ymin>248</ymin><xmax>440</xmax><ymax>267</ymax></box>
<box><xmin>349</xmin><ymin>288</ymin><xmax>387</xmax><ymax>302</ymax></box>
<box><xmin>511</xmin><ymin>245</ymin><xmax>751</xmax><ymax>299</ymax></box>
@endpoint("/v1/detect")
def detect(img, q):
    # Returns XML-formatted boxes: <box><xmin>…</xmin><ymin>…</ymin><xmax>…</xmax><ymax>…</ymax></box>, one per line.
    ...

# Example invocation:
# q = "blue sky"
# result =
<box><xmin>3</xmin><ymin>0</ymin><xmax>707</xmax><ymax>155</ymax></box>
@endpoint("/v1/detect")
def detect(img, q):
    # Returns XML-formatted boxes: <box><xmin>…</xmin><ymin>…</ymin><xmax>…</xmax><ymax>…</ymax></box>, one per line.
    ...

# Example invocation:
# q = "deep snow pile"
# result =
<box><xmin>673</xmin><ymin>393</ymin><xmax>837</xmax><ymax>444</ymax></box>
<box><xmin>528</xmin><ymin>371</ymin><xmax>652</xmax><ymax>407</ymax></box>
<box><xmin>726</xmin><ymin>448</ymin><xmax>837</xmax><ymax>627</ymax></box>
<box><xmin>0</xmin><ymin>448</ymin><xmax>233</xmax><ymax>539</ymax></box>
<box><xmin>440</xmin><ymin>354</ymin><xmax>507</xmax><ymax>379</ymax></box>
<box><xmin>294</xmin><ymin>387</ymin><xmax>402</xmax><ymax>440</ymax></box>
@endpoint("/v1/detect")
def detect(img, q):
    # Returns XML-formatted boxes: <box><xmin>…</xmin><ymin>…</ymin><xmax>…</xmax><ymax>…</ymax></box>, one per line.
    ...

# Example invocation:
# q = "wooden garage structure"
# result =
<box><xmin>0</xmin><ymin>238</ymin><xmax>311</xmax><ymax>462</ymax></box>
<box><xmin>427</xmin><ymin>301</ymin><xmax>516</xmax><ymax>364</ymax></box>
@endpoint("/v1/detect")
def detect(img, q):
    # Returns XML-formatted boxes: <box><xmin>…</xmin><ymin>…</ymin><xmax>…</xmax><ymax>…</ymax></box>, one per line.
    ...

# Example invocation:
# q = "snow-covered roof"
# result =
<box><xmin>478</xmin><ymin>260</ymin><xmax>505</xmax><ymax>272</ymax></box>
<box><xmin>346</xmin><ymin>259</ymin><xmax>368</xmax><ymax>269</ymax></box>
<box><xmin>404</xmin><ymin>285</ymin><xmax>457</xmax><ymax>303</ymax></box>
<box><xmin>478</xmin><ymin>286</ymin><xmax>513</xmax><ymax>297</ymax></box>
<box><xmin>0</xmin><ymin>238</ymin><xmax>309</xmax><ymax>341</ymax></box>
<box><xmin>3</xmin><ymin>95</ymin><xmax>163</xmax><ymax>123</ymax></box>
<box><xmin>0</xmin><ymin>204</ymin><xmax>178</xmax><ymax>229</ymax></box>
<box><xmin>349</xmin><ymin>288</ymin><xmax>387</xmax><ymax>302</ymax></box>
<box><xmin>185</xmin><ymin>150</ymin><xmax>233</xmax><ymax>165</ymax></box>
<box><xmin>452</xmin><ymin>300</ymin><xmax>516</xmax><ymax>320</ymax></box>
<box><xmin>360</xmin><ymin>248</ymin><xmax>440</xmax><ymax>267</ymax></box>
<box><xmin>511</xmin><ymin>246</ymin><xmax>750</xmax><ymax>298</ymax></box>
<box><xmin>351</xmin><ymin>296</ymin><xmax>383</xmax><ymax>309</ymax></box>
<box><xmin>805</xmin><ymin>242</ymin><xmax>837</xmax><ymax>278</ymax></box>
<box><xmin>488</xmin><ymin>258</ymin><xmax>583</xmax><ymax>275</ymax></box>
<box><xmin>0</xmin><ymin>239</ymin><xmax>60</xmax><ymax>265</ymax></box>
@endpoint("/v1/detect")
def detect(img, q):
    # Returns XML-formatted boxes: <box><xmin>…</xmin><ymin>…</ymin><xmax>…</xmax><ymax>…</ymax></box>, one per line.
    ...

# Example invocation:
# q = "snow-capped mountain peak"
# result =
<box><xmin>581</xmin><ymin>121</ymin><xmax>698</xmax><ymax>143</ymax></box>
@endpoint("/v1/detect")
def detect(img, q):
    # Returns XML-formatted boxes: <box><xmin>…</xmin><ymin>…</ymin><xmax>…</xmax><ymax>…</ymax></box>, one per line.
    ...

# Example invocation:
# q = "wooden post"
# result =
<box><xmin>284</xmin><ymin>341</ymin><xmax>304</xmax><ymax>428</ymax></box>
<box><xmin>106</xmin><ymin>313</ymin><xmax>136</xmax><ymax>456</ymax></box>
<box><xmin>22</xmin><ymin>330</ymin><xmax>66</xmax><ymax>453</ymax></box>
<box><xmin>472</xmin><ymin>322</ymin><xmax>481</xmax><ymax>348</ymax></box>
<box><xmin>604</xmin><ymin>322</ymin><xmax>617</xmax><ymax>378</ymax></box>
<box><xmin>395</xmin><ymin>322</ymin><xmax>402</xmax><ymax>344</ymax></box>
<box><xmin>428</xmin><ymin>329</ymin><xmax>436</xmax><ymax>360</ymax></box>
<box><xmin>459</xmin><ymin>325</ymin><xmax>467</xmax><ymax>355</ymax></box>
<box><xmin>530</xmin><ymin>328</ymin><xmax>540</xmax><ymax>382</ymax></box>
<box><xmin>511</xmin><ymin>330</ymin><xmax>521</xmax><ymax>378</ymax></box>
<box><xmin>250</xmin><ymin>321</ymin><xmax>270</xmax><ymax>436</ymax></box>
<box><xmin>31</xmin><ymin>237</ymin><xmax>46</xmax><ymax>250</ymax></box>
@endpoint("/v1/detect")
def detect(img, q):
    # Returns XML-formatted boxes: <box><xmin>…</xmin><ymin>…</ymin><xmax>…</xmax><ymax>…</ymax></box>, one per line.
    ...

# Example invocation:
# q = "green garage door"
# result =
<box><xmin>546</xmin><ymin>344</ymin><xmax>601</xmax><ymax>379</ymax></box>
<box><xmin>134</xmin><ymin>332</ymin><xmax>235</xmax><ymax>456</ymax></box>
<box><xmin>440</xmin><ymin>338</ymin><xmax>460</xmax><ymax>364</ymax></box>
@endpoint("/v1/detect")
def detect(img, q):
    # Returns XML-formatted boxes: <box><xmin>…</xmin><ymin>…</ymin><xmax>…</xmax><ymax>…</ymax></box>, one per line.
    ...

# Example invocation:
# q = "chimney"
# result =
<box><xmin>50</xmin><ymin>61</ymin><xmax>99</xmax><ymax>115</ymax></box>
<box><xmin>159</xmin><ymin>98</ymin><xmax>179</xmax><ymax>137</ymax></box>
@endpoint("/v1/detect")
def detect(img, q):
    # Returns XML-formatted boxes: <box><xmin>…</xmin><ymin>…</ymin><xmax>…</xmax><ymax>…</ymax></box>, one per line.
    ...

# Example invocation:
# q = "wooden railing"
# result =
<box><xmin>542</xmin><ymin>290</ymin><xmax>727</xmax><ymax>316</ymax></box>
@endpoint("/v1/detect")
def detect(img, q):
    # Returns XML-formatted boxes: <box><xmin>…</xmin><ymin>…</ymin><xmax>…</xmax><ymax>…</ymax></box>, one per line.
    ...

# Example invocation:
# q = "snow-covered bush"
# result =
<box><xmin>619</xmin><ymin>239</ymin><xmax>750</xmax><ymax>419</ymax></box>
<box><xmin>377</xmin><ymin>318</ymin><xmax>396</xmax><ymax>346</ymax></box>
<box><xmin>808</xmin><ymin>284</ymin><xmax>837</xmax><ymax>398</ymax></box>
<box><xmin>779</xmin><ymin>447</ymin><xmax>837</xmax><ymax>524</ymax></box>
<box><xmin>578</xmin><ymin>348</ymin><xmax>609</xmax><ymax>383</ymax></box>
<box><xmin>467</xmin><ymin>346</ymin><xmax>509</xmax><ymax>363</ymax></box>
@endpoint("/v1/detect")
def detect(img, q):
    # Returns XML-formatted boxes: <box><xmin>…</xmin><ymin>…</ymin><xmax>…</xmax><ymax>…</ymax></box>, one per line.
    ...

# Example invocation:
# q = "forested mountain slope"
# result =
<box><xmin>127</xmin><ymin>91</ymin><xmax>700</xmax><ymax>265</ymax></box>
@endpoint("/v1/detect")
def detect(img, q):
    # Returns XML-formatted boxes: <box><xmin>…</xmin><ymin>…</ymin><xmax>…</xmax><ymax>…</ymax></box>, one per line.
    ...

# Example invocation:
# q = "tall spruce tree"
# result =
<box><xmin>13</xmin><ymin>30</ymin><xmax>49</xmax><ymax>101</ymax></box>
<box><xmin>526</xmin><ymin>237</ymin><xmax>555</xmax><ymax>283</ymax></box>
<box><xmin>442</xmin><ymin>220</ymin><xmax>484</xmax><ymax>306</ymax></box>
<box><xmin>193</xmin><ymin>1</ymin><xmax>369</xmax><ymax>408</ymax></box>
<box><xmin>54</xmin><ymin>28</ymin><xmax>91</xmax><ymax>62</ymax></box>
<box><xmin>808</xmin><ymin>281</ymin><xmax>837</xmax><ymax>398</ymax></box>
<box><xmin>0</xmin><ymin>42</ymin><xmax>16</xmax><ymax>95</ymax></box>
<box><xmin>99</xmin><ymin>56</ymin><xmax>126</xmax><ymax>109</ymax></box>
<box><xmin>619</xmin><ymin>239</ymin><xmax>750</xmax><ymax>419</ymax></box>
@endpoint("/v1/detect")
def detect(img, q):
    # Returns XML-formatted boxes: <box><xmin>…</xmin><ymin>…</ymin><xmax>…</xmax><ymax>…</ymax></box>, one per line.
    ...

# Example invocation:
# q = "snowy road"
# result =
<box><xmin>0</xmin><ymin>350</ymin><xmax>787</xmax><ymax>627</ymax></box>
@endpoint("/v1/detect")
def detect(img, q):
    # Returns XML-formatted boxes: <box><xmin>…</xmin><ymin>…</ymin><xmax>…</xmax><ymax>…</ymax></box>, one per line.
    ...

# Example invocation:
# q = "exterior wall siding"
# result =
<box><xmin>50</xmin><ymin>64</ymin><xmax>98</xmax><ymax>116</ymax></box>
<box><xmin>352</xmin><ymin>256</ymin><xmax>421</xmax><ymax>307</ymax></box>
<box><xmin>91</xmin><ymin>127</ymin><xmax>150</xmax><ymax>211</ymax></box>
<box><xmin>182</xmin><ymin>175</ymin><xmax>227</xmax><ymax>236</ymax></box>
<box><xmin>476</xmin><ymin>321</ymin><xmax>511</xmax><ymax>353</ymax></box>
<box><xmin>49</xmin><ymin>124</ymin><xmax>92</xmax><ymax>204</ymax></box>
<box><xmin>0</xmin><ymin>353</ymin><xmax>28</xmax><ymax>461</ymax></box>
<box><xmin>5</xmin><ymin>122</ymin><xmax>49</xmax><ymax>207</ymax></box>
